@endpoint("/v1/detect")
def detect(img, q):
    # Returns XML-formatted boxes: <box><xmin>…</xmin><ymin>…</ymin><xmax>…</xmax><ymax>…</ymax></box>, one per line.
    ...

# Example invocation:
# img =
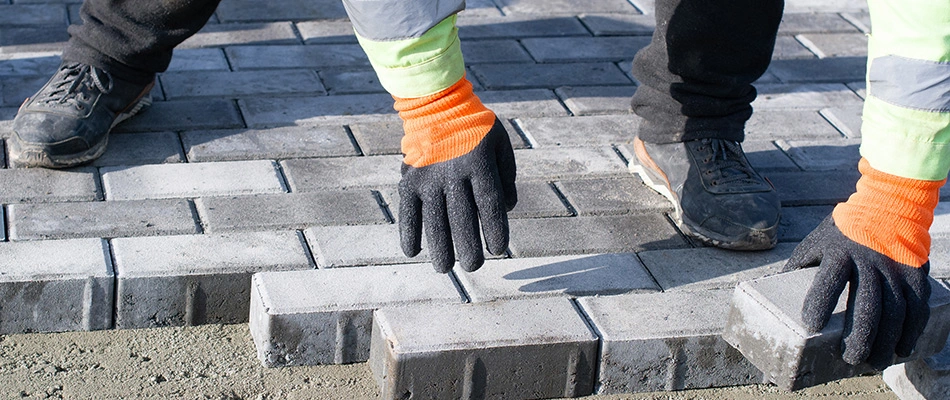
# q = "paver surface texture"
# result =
<box><xmin>0</xmin><ymin>0</ymin><xmax>941</xmax><ymax>398</ymax></box>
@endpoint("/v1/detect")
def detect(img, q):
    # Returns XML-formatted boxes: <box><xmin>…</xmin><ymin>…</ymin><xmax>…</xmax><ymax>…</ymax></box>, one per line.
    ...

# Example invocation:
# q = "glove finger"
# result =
<box><xmin>841</xmin><ymin>264</ymin><xmax>882</xmax><ymax>365</ymax></box>
<box><xmin>783</xmin><ymin>215</ymin><xmax>835</xmax><ymax>273</ymax></box>
<box><xmin>470</xmin><ymin>163</ymin><xmax>509</xmax><ymax>256</ymax></box>
<box><xmin>398</xmin><ymin>182</ymin><xmax>423</xmax><ymax>258</ymax></box>
<box><xmin>491</xmin><ymin>121</ymin><xmax>518</xmax><ymax>211</ymax></box>
<box><xmin>895</xmin><ymin>261</ymin><xmax>932</xmax><ymax>358</ymax></box>
<box><xmin>802</xmin><ymin>253</ymin><xmax>852</xmax><ymax>333</ymax></box>
<box><xmin>422</xmin><ymin>189</ymin><xmax>455</xmax><ymax>273</ymax></box>
<box><xmin>866</xmin><ymin>262</ymin><xmax>906</xmax><ymax>368</ymax></box>
<box><xmin>446</xmin><ymin>180</ymin><xmax>485</xmax><ymax>272</ymax></box>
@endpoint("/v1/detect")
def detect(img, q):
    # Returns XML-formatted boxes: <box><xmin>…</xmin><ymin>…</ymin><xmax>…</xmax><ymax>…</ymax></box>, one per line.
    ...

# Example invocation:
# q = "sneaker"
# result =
<box><xmin>630</xmin><ymin>137</ymin><xmax>780</xmax><ymax>250</ymax></box>
<box><xmin>10</xmin><ymin>62</ymin><xmax>153</xmax><ymax>168</ymax></box>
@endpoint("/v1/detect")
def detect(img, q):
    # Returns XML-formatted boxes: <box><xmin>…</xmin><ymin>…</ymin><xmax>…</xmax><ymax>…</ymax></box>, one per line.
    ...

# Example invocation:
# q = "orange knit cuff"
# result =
<box><xmin>832</xmin><ymin>158</ymin><xmax>946</xmax><ymax>268</ymax></box>
<box><xmin>394</xmin><ymin>78</ymin><xmax>496</xmax><ymax>168</ymax></box>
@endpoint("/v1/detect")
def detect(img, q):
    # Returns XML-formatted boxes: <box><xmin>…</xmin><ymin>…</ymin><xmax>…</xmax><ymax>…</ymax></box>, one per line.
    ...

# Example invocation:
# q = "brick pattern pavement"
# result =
<box><xmin>2</xmin><ymin>0</ymin><xmax>949</xmax><ymax>397</ymax></box>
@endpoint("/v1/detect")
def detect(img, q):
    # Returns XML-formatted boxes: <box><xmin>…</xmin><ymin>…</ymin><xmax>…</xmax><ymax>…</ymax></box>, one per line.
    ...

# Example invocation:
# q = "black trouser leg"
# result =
<box><xmin>631</xmin><ymin>0</ymin><xmax>784</xmax><ymax>144</ymax></box>
<box><xmin>62</xmin><ymin>0</ymin><xmax>221</xmax><ymax>84</ymax></box>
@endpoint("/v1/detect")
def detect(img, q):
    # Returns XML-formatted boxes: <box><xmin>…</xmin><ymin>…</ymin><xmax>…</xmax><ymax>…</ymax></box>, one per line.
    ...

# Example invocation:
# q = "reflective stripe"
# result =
<box><xmin>342</xmin><ymin>0</ymin><xmax>465</xmax><ymax>41</ymax></box>
<box><xmin>356</xmin><ymin>16</ymin><xmax>465</xmax><ymax>98</ymax></box>
<box><xmin>869</xmin><ymin>56</ymin><xmax>950</xmax><ymax>112</ymax></box>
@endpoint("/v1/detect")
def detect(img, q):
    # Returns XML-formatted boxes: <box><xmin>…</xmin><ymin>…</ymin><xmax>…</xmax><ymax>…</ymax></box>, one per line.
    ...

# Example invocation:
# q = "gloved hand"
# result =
<box><xmin>395</xmin><ymin>78</ymin><xmax>517</xmax><ymax>273</ymax></box>
<box><xmin>783</xmin><ymin>158</ymin><xmax>943</xmax><ymax>368</ymax></box>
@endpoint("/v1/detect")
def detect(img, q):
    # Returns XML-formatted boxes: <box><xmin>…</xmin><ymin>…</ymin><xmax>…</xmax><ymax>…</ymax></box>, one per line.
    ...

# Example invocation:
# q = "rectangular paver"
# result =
<box><xmin>776</xmin><ymin>138</ymin><xmax>861</xmax><ymax>171</ymax></box>
<box><xmin>226</xmin><ymin>44</ymin><xmax>369</xmax><ymax>70</ymax></box>
<box><xmin>777</xmin><ymin>205</ymin><xmax>834</xmax><ymax>242</ymax></box>
<box><xmin>495</xmin><ymin>0</ymin><xmax>639</xmax><ymax>14</ymax></box>
<box><xmin>160</xmin><ymin>70</ymin><xmax>325</xmax><ymax>99</ymax></box>
<box><xmin>883</xmin><ymin>333</ymin><xmax>950</xmax><ymax>400</ymax></box>
<box><xmin>165</xmin><ymin>48</ymin><xmax>229</xmax><ymax>72</ymax></box>
<box><xmin>744</xmin><ymin>109</ymin><xmax>845</xmax><ymax>140</ymax></box>
<box><xmin>0</xmin><ymin>167</ymin><xmax>100</xmax><ymax>203</ymax></box>
<box><xmin>478</xmin><ymin>89</ymin><xmax>570</xmax><ymax>118</ymax></box>
<box><xmin>0</xmin><ymin>51</ymin><xmax>61</xmax><ymax>76</ymax></box>
<box><xmin>101</xmin><ymin>160</ymin><xmax>285</xmax><ymax>201</ymax></box>
<box><xmin>239</xmin><ymin>93</ymin><xmax>397</xmax><ymax>128</ymax></box>
<box><xmin>182</xmin><ymin>125</ymin><xmax>358</xmax><ymax>162</ymax></box>
<box><xmin>723</xmin><ymin>268</ymin><xmax>950</xmax><ymax>391</ymax></box>
<box><xmin>214</xmin><ymin>0</ymin><xmax>347</xmax><ymax>22</ymax></box>
<box><xmin>516</xmin><ymin>115</ymin><xmax>639</xmax><ymax>148</ymax></box>
<box><xmin>578</xmin><ymin>14</ymin><xmax>656</xmax><ymax>36</ymax></box>
<box><xmin>522</xmin><ymin>36</ymin><xmax>649</xmax><ymax>63</ymax></box>
<box><xmin>177</xmin><ymin>22</ymin><xmax>298</xmax><ymax>48</ymax></box>
<box><xmin>369</xmin><ymin>297</ymin><xmax>599</xmax><ymax>399</ymax></box>
<box><xmin>304</xmin><ymin>224</ymin><xmax>426</xmax><ymax>268</ymax></box>
<box><xmin>556</xmin><ymin>176</ymin><xmax>670</xmax><ymax>216</ymax></box>
<box><xmin>111</xmin><ymin>231</ymin><xmax>312</xmax><ymax>328</ymax></box>
<box><xmin>578</xmin><ymin>290</ymin><xmax>765</xmax><ymax>393</ymax></box>
<box><xmin>767</xmin><ymin>57</ymin><xmax>867</xmax><ymax>83</ymax></box>
<box><xmin>515</xmin><ymin>147</ymin><xmax>627</xmax><ymax>180</ymax></box>
<box><xmin>281</xmin><ymin>155</ymin><xmax>402</xmax><ymax>192</ymax></box>
<box><xmin>638</xmin><ymin>243</ymin><xmax>796</xmax><ymax>291</ymax></box>
<box><xmin>296</xmin><ymin>20</ymin><xmax>358</xmax><ymax>44</ymax></box>
<box><xmin>456</xmin><ymin>253</ymin><xmax>658</xmax><ymax>302</ymax></box>
<box><xmin>555</xmin><ymin>85</ymin><xmax>637</xmax><ymax>116</ymax></box>
<box><xmin>508</xmin><ymin>214</ymin><xmax>689</xmax><ymax>257</ymax></box>
<box><xmin>319</xmin><ymin>68</ymin><xmax>384</xmax><ymax>94</ymax></box>
<box><xmin>92</xmin><ymin>131</ymin><xmax>185</xmax><ymax>166</ymax></box>
<box><xmin>249</xmin><ymin>265</ymin><xmax>463</xmax><ymax>366</ymax></box>
<box><xmin>195</xmin><ymin>191</ymin><xmax>386</xmax><ymax>232</ymax></box>
<box><xmin>769</xmin><ymin>170</ymin><xmax>861</xmax><ymax>206</ymax></box>
<box><xmin>113</xmin><ymin>99</ymin><xmax>244</xmax><ymax>133</ymax></box>
<box><xmin>8</xmin><ymin>199</ymin><xmax>199</xmax><ymax>240</ymax></box>
<box><xmin>752</xmin><ymin>83</ymin><xmax>864</xmax><ymax>109</ymax></box>
<box><xmin>457</xmin><ymin>15</ymin><xmax>589</xmax><ymax>39</ymax></box>
<box><xmin>507</xmin><ymin>180</ymin><xmax>572</xmax><ymax>219</ymax></box>
<box><xmin>471</xmin><ymin>62</ymin><xmax>633</xmax><ymax>89</ymax></box>
<box><xmin>0</xmin><ymin>238</ymin><xmax>113</xmax><ymax>333</ymax></box>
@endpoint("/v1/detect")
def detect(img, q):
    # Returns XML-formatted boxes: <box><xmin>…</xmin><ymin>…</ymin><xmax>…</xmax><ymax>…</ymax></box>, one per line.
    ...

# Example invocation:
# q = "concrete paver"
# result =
<box><xmin>508</xmin><ymin>214</ymin><xmax>690</xmax><ymax>257</ymax></box>
<box><xmin>883</xmin><ymin>335</ymin><xmax>950</xmax><ymax>400</ymax></box>
<box><xmin>554</xmin><ymin>85</ymin><xmax>637</xmax><ymax>116</ymax></box>
<box><xmin>178</xmin><ymin>22</ymin><xmax>298</xmax><ymax>49</ymax></box>
<box><xmin>92</xmin><ymin>132</ymin><xmax>185</xmax><ymax>166</ymax></box>
<box><xmin>101</xmin><ymin>160</ymin><xmax>286</xmax><ymax>201</ymax></box>
<box><xmin>638</xmin><ymin>243</ymin><xmax>796</xmax><ymax>291</ymax></box>
<box><xmin>0</xmin><ymin>167</ymin><xmax>100</xmax><ymax>203</ymax></box>
<box><xmin>181</xmin><ymin>125</ymin><xmax>358</xmax><ymax>162</ymax></box>
<box><xmin>195</xmin><ymin>191</ymin><xmax>386</xmax><ymax>233</ymax></box>
<box><xmin>8</xmin><ymin>198</ymin><xmax>199</xmax><ymax>241</ymax></box>
<box><xmin>304</xmin><ymin>224</ymin><xmax>427</xmax><ymax>268</ymax></box>
<box><xmin>471</xmin><ymin>62</ymin><xmax>633</xmax><ymax>89</ymax></box>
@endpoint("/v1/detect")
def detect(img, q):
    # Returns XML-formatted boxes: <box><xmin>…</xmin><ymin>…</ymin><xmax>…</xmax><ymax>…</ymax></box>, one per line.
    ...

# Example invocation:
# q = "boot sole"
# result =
<box><xmin>629</xmin><ymin>139</ymin><xmax>777</xmax><ymax>251</ymax></box>
<box><xmin>9</xmin><ymin>94</ymin><xmax>152</xmax><ymax>169</ymax></box>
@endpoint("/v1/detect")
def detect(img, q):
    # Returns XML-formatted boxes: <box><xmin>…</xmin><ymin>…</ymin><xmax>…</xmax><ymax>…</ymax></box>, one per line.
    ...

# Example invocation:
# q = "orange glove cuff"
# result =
<box><xmin>394</xmin><ymin>77</ymin><xmax>496</xmax><ymax>168</ymax></box>
<box><xmin>833</xmin><ymin>158</ymin><xmax>946</xmax><ymax>268</ymax></box>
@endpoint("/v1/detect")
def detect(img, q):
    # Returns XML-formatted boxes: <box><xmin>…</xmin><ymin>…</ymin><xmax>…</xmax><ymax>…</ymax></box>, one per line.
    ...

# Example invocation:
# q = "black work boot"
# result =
<box><xmin>10</xmin><ymin>62</ymin><xmax>154</xmax><ymax>168</ymax></box>
<box><xmin>631</xmin><ymin>137</ymin><xmax>780</xmax><ymax>250</ymax></box>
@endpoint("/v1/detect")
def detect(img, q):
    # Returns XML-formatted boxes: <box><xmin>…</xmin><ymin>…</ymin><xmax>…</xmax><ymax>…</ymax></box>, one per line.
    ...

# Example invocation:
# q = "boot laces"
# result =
<box><xmin>701</xmin><ymin>138</ymin><xmax>760</xmax><ymax>186</ymax></box>
<box><xmin>37</xmin><ymin>63</ymin><xmax>114</xmax><ymax>111</ymax></box>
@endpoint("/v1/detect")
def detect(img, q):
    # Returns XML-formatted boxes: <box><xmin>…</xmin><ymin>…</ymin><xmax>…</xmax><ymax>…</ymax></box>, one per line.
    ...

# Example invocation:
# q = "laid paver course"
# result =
<box><xmin>521</xmin><ymin>36</ymin><xmax>650</xmax><ymax>63</ymax></box>
<box><xmin>578</xmin><ymin>290</ymin><xmax>765</xmax><ymax>394</ymax></box>
<box><xmin>795</xmin><ymin>33</ymin><xmax>868</xmax><ymax>58</ymax></box>
<box><xmin>177</xmin><ymin>22</ymin><xmax>298</xmax><ymax>49</ymax></box>
<box><xmin>783</xmin><ymin>0</ymin><xmax>868</xmax><ymax>13</ymax></box>
<box><xmin>213</xmin><ymin>0</ymin><xmax>347</xmax><ymax>22</ymax></box>
<box><xmin>195</xmin><ymin>190</ymin><xmax>387</xmax><ymax>233</ymax></box>
<box><xmin>478</xmin><ymin>89</ymin><xmax>570</xmax><ymax>118</ymax></box>
<box><xmin>555</xmin><ymin>85</ymin><xmax>637</xmax><ymax>116</ymax></box>
<box><xmin>225</xmin><ymin>44</ymin><xmax>369</xmax><ymax>70</ymax></box>
<box><xmin>820</xmin><ymin>105</ymin><xmax>863</xmax><ymax>138</ymax></box>
<box><xmin>1</xmin><ymin>74</ymin><xmax>48</xmax><ymax>107</ymax></box>
<box><xmin>776</xmin><ymin>205</ymin><xmax>834</xmax><ymax>243</ymax></box>
<box><xmin>8</xmin><ymin>198</ymin><xmax>199</xmax><ymax>241</ymax></box>
<box><xmin>0</xmin><ymin>4</ymin><xmax>67</xmax><ymax>26</ymax></box>
<box><xmin>113</xmin><ymin>98</ymin><xmax>244</xmax><ymax>133</ymax></box>
<box><xmin>181</xmin><ymin>125</ymin><xmax>358</xmax><ymax>162</ymax></box>
<box><xmin>495</xmin><ymin>0</ymin><xmax>639</xmax><ymax>15</ymax></box>
<box><xmin>507</xmin><ymin>214</ymin><xmax>690</xmax><ymax>257</ymax></box>
<box><xmin>0</xmin><ymin>26</ymin><xmax>68</xmax><ymax>53</ymax></box>
<box><xmin>777</xmin><ymin>12</ymin><xmax>861</xmax><ymax>34</ymax></box>
<box><xmin>507</xmin><ymin>180</ymin><xmax>573</xmax><ymax>219</ymax></box>
<box><xmin>738</xmin><ymin>140</ymin><xmax>801</xmax><ymax>172</ymax></box>
<box><xmin>461</xmin><ymin>40</ymin><xmax>533</xmax><ymax>64</ymax></box>
<box><xmin>639</xmin><ymin>243</ymin><xmax>795</xmax><ymax>292</ymax></box>
<box><xmin>239</xmin><ymin>93</ymin><xmax>397</xmax><ymax>128</ymax></box>
<box><xmin>165</xmin><ymin>48</ymin><xmax>229</xmax><ymax>71</ymax></box>
<box><xmin>91</xmin><ymin>131</ymin><xmax>185</xmax><ymax>166</ymax></box>
<box><xmin>456</xmin><ymin>253</ymin><xmax>658</xmax><ymax>302</ymax></box>
<box><xmin>752</xmin><ymin>83</ymin><xmax>864</xmax><ymax>109</ymax></box>
<box><xmin>457</xmin><ymin>15</ymin><xmax>589</xmax><ymax>39</ymax></box>
<box><xmin>555</xmin><ymin>176</ymin><xmax>670</xmax><ymax>216</ymax></box>
<box><xmin>111</xmin><ymin>231</ymin><xmax>312</xmax><ymax>329</ymax></box>
<box><xmin>771</xmin><ymin>36</ymin><xmax>819</xmax><ymax>60</ymax></box>
<box><xmin>767</xmin><ymin>57</ymin><xmax>867</xmax><ymax>83</ymax></box>
<box><xmin>840</xmin><ymin>10</ymin><xmax>871</xmax><ymax>33</ymax></box>
<box><xmin>101</xmin><ymin>160</ymin><xmax>286</xmax><ymax>201</ymax></box>
<box><xmin>295</xmin><ymin>20</ymin><xmax>358</xmax><ymax>44</ymax></box>
<box><xmin>514</xmin><ymin>147</ymin><xmax>627</xmax><ymax>180</ymax></box>
<box><xmin>304</xmin><ymin>224</ymin><xmax>429</xmax><ymax>268</ymax></box>
<box><xmin>579</xmin><ymin>14</ymin><xmax>655</xmax><ymax>36</ymax></box>
<box><xmin>348</xmin><ymin>119</ymin><xmax>526</xmax><ymax>157</ymax></box>
<box><xmin>744</xmin><ymin>109</ymin><xmax>845</xmax><ymax>140</ymax></box>
<box><xmin>776</xmin><ymin>138</ymin><xmax>861</xmax><ymax>171</ymax></box>
<box><xmin>723</xmin><ymin>268</ymin><xmax>950</xmax><ymax>391</ymax></box>
<box><xmin>319</xmin><ymin>68</ymin><xmax>384</xmax><ymax>94</ymax></box>
<box><xmin>0</xmin><ymin>238</ymin><xmax>113</xmax><ymax>334</ymax></box>
<box><xmin>471</xmin><ymin>62</ymin><xmax>633</xmax><ymax>89</ymax></box>
<box><xmin>0</xmin><ymin>167</ymin><xmax>100</xmax><ymax>203</ymax></box>
<box><xmin>369</xmin><ymin>297</ymin><xmax>599</xmax><ymax>399</ymax></box>
<box><xmin>249</xmin><ymin>265</ymin><xmax>463</xmax><ymax>367</ymax></box>
<box><xmin>516</xmin><ymin>115</ymin><xmax>641</xmax><ymax>148</ymax></box>
<box><xmin>883</xmin><ymin>338</ymin><xmax>950</xmax><ymax>400</ymax></box>
<box><xmin>768</xmin><ymin>169</ymin><xmax>861</xmax><ymax>206</ymax></box>
<box><xmin>281</xmin><ymin>155</ymin><xmax>402</xmax><ymax>192</ymax></box>
<box><xmin>160</xmin><ymin>70</ymin><xmax>325</xmax><ymax>99</ymax></box>
<box><xmin>0</xmin><ymin>51</ymin><xmax>61</xmax><ymax>76</ymax></box>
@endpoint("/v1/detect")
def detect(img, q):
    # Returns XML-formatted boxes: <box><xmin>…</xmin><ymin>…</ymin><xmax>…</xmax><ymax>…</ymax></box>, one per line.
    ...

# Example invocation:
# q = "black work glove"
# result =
<box><xmin>782</xmin><ymin>215</ymin><xmax>931</xmax><ymax>368</ymax></box>
<box><xmin>399</xmin><ymin>118</ymin><xmax>517</xmax><ymax>273</ymax></box>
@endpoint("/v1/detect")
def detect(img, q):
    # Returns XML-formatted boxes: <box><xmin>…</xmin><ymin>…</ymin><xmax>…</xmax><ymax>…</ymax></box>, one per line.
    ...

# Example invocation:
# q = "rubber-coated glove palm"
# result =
<box><xmin>783</xmin><ymin>215</ymin><xmax>931</xmax><ymax>368</ymax></box>
<box><xmin>399</xmin><ymin>119</ymin><xmax>517</xmax><ymax>273</ymax></box>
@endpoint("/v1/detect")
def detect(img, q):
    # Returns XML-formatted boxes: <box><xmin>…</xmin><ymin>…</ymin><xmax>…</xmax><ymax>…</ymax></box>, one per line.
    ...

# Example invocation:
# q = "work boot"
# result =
<box><xmin>631</xmin><ymin>137</ymin><xmax>780</xmax><ymax>250</ymax></box>
<box><xmin>10</xmin><ymin>62</ymin><xmax>153</xmax><ymax>168</ymax></box>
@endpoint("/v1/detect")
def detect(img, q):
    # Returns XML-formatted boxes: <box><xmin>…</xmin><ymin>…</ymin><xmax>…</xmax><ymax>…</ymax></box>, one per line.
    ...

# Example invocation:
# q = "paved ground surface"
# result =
<box><xmin>0</xmin><ymin>0</ymin><xmax>947</xmax><ymax>398</ymax></box>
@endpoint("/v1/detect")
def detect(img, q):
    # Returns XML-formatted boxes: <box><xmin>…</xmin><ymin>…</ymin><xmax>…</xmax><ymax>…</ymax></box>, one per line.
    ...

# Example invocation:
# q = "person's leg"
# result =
<box><xmin>10</xmin><ymin>0</ymin><xmax>221</xmax><ymax>168</ymax></box>
<box><xmin>629</xmin><ymin>0</ymin><xmax>784</xmax><ymax>250</ymax></box>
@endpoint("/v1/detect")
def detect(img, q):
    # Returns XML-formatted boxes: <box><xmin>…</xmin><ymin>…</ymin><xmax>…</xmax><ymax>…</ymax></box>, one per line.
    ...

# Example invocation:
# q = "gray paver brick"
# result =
<box><xmin>160</xmin><ymin>70</ymin><xmax>324</xmax><ymax>99</ymax></box>
<box><xmin>840</xmin><ymin>10</ymin><xmax>871</xmax><ymax>34</ymax></box>
<box><xmin>753</xmin><ymin>83</ymin><xmax>865</xmax><ymax>109</ymax></box>
<box><xmin>178</xmin><ymin>22</ymin><xmax>298</xmax><ymax>49</ymax></box>
<box><xmin>515</xmin><ymin>147</ymin><xmax>627</xmax><ymax>180</ymax></box>
<box><xmin>767</xmin><ymin>57</ymin><xmax>867</xmax><ymax>83</ymax></box>
<box><xmin>777</xmin><ymin>205</ymin><xmax>834</xmax><ymax>243</ymax></box>
<box><xmin>495</xmin><ymin>0</ymin><xmax>639</xmax><ymax>15</ymax></box>
<box><xmin>819</xmin><ymin>106</ymin><xmax>863</xmax><ymax>138</ymax></box>
<box><xmin>1</xmin><ymin>74</ymin><xmax>47</xmax><ymax>107</ymax></box>
<box><xmin>0</xmin><ymin>238</ymin><xmax>113</xmax><ymax>333</ymax></box>
<box><xmin>461</xmin><ymin>40</ymin><xmax>532</xmax><ymax>64</ymax></box>
<box><xmin>165</xmin><ymin>48</ymin><xmax>229</xmax><ymax>72</ymax></box>
<box><xmin>112</xmin><ymin>231</ymin><xmax>312</xmax><ymax>328</ymax></box>
<box><xmin>471</xmin><ymin>62</ymin><xmax>632</xmax><ymax>90</ymax></box>
<box><xmin>639</xmin><ymin>243</ymin><xmax>796</xmax><ymax>291</ymax></box>
<box><xmin>369</xmin><ymin>297</ymin><xmax>599</xmax><ymax>399</ymax></box>
<box><xmin>459</xmin><ymin>0</ymin><xmax>502</xmax><ymax>17</ymax></box>
<box><xmin>319</xmin><ymin>68</ymin><xmax>384</xmax><ymax>94</ymax></box>
<box><xmin>772</xmin><ymin>36</ymin><xmax>817</xmax><ymax>60</ymax></box>
<box><xmin>776</xmin><ymin>138</ymin><xmax>861</xmax><ymax>171</ymax></box>
<box><xmin>239</xmin><ymin>93</ymin><xmax>397</xmax><ymax>128</ymax></box>
<box><xmin>457</xmin><ymin>15</ymin><xmax>589</xmax><ymax>39</ymax></box>
<box><xmin>521</xmin><ymin>37</ymin><xmax>650</xmax><ymax>63</ymax></box>
<box><xmin>579</xmin><ymin>14</ymin><xmax>655</xmax><ymax>36</ymax></box>
<box><xmin>783</xmin><ymin>0</ymin><xmax>868</xmax><ymax>13</ymax></box>
<box><xmin>346</xmin><ymin>121</ymin><xmax>403</xmax><ymax>156</ymax></box>
<box><xmin>516</xmin><ymin>115</ymin><xmax>639</xmax><ymax>148</ymax></box>
<box><xmin>113</xmin><ymin>99</ymin><xmax>244</xmax><ymax>133</ymax></box>
<box><xmin>478</xmin><ymin>89</ymin><xmax>569</xmax><ymax>118</ymax></box>
<box><xmin>296</xmin><ymin>20</ymin><xmax>358</xmax><ymax>44</ymax></box>
<box><xmin>934</xmin><ymin>239</ymin><xmax>950</xmax><ymax>279</ymax></box>
<box><xmin>555</xmin><ymin>85</ymin><xmax>636</xmax><ymax>116</ymax></box>
<box><xmin>214</xmin><ymin>0</ymin><xmax>347</xmax><ymax>22</ymax></box>
<box><xmin>739</xmin><ymin>140</ymin><xmax>800</xmax><ymax>172</ymax></box>
<box><xmin>304</xmin><ymin>224</ymin><xmax>426</xmax><ymax>268</ymax></box>
<box><xmin>796</xmin><ymin>33</ymin><xmax>868</xmax><ymax>58</ymax></box>
<box><xmin>0</xmin><ymin>167</ymin><xmax>100</xmax><ymax>203</ymax></box>
<box><xmin>102</xmin><ymin>160</ymin><xmax>286</xmax><ymax>201</ymax></box>
<box><xmin>182</xmin><ymin>125</ymin><xmax>357</xmax><ymax>162</ymax></box>
<box><xmin>723</xmin><ymin>268</ymin><xmax>950</xmax><ymax>391</ymax></box>
<box><xmin>92</xmin><ymin>132</ymin><xmax>185</xmax><ymax>167</ymax></box>
<box><xmin>778</xmin><ymin>13</ymin><xmax>860</xmax><ymax>34</ymax></box>
<box><xmin>8</xmin><ymin>199</ymin><xmax>199</xmax><ymax>241</ymax></box>
<box><xmin>282</xmin><ymin>155</ymin><xmax>401</xmax><ymax>192</ymax></box>
<box><xmin>847</xmin><ymin>81</ymin><xmax>867</xmax><ymax>99</ymax></box>
<box><xmin>556</xmin><ymin>176</ymin><xmax>669</xmax><ymax>216</ymax></box>
<box><xmin>0</xmin><ymin>52</ymin><xmax>61</xmax><ymax>76</ymax></box>
<box><xmin>508</xmin><ymin>181</ymin><xmax>572</xmax><ymax>219</ymax></box>
<box><xmin>579</xmin><ymin>290</ymin><xmax>765</xmax><ymax>394</ymax></box>
<box><xmin>0</xmin><ymin>4</ymin><xmax>67</xmax><ymax>26</ymax></box>
<box><xmin>508</xmin><ymin>214</ymin><xmax>689</xmax><ymax>257</ymax></box>
<box><xmin>768</xmin><ymin>170</ymin><xmax>860</xmax><ymax>206</ymax></box>
<box><xmin>0</xmin><ymin>27</ymin><xmax>68</xmax><ymax>53</ymax></box>
<box><xmin>195</xmin><ymin>190</ymin><xmax>386</xmax><ymax>233</ymax></box>
<box><xmin>457</xmin><ymin>253</ymin><xmax>658</xmax><ymax>302</ymax></box>
<box><xmin>225</xmin><ymin>44</ymin><xmax>369</xmax><ymax>70</ymax></box>
<box><xmin>249</xmin><ymin>265</ymin><xmax>463</xmax><ymax>366</ymax></box>
<box><xmin>883</xmin><ymin>339</ymin><xmax>950</xmax><ymax>400</ymax></box>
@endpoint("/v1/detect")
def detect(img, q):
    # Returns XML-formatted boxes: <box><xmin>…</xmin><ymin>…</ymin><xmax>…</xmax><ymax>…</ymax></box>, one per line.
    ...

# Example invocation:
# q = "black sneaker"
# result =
<box><xmin>9</xmin><ymin>62</ymin><xmax>153</xmax><ymax>168</ymax></box>
<box><xmin>631</xmin><ymin>137</ymin><xmax>780</xmax><ymax>250</ymax></box>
